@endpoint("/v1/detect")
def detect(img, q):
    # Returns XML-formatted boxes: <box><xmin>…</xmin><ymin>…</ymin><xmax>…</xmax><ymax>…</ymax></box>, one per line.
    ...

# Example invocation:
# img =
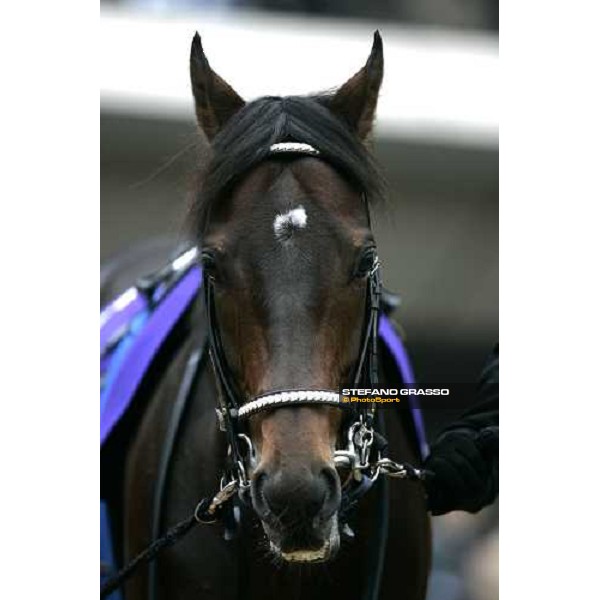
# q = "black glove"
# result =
<box><xmin>424</xmin><ymin>426</ymin><xmax>498</xmax><ymax>516</ymax></box>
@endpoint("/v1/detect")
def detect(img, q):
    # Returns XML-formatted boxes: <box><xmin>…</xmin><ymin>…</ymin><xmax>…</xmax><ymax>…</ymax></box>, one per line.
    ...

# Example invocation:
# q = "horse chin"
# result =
<box><xmin>267</xmin><ymin>515</ymin><xmax>340</xmax><ymax>564</ymax></box>
<box><xmin>279</xmin><ymin>542</ymin><xmax>331</xmax><ymax>563</ymax></box>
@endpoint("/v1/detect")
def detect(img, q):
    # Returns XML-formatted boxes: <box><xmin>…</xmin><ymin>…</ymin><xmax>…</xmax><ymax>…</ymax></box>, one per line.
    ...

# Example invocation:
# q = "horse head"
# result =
<box><xmin>190</xmin><ymin>32</ymin><xmax>384</xmax><ymax>563</ymax></box>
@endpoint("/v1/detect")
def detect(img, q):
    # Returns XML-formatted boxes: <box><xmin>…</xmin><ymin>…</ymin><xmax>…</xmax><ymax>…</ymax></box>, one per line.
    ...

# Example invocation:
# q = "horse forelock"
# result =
<box><xmin>189</xmin><ymin>94</ymin><xmax>385</xmax><ymax>240</ymax></box>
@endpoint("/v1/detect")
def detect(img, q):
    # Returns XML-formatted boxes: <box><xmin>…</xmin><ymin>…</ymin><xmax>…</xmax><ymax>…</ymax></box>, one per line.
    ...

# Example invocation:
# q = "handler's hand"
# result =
<box><xmin>423</xmin><ymin>427</ymin><xmax>498</xmax><ymax>516</ymax></box>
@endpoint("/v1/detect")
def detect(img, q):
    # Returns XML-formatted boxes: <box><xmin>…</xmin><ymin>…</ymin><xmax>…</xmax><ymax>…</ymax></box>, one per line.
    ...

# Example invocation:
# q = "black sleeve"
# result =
<box><xmin>447</xmin><ymin>343</ymin><xmax>498</xmax><ymax>434</ymax></box>
<box><xmin>423</xmin><ymin>344</ymin><xmax>499</xmax><ymax>515</ymax></box>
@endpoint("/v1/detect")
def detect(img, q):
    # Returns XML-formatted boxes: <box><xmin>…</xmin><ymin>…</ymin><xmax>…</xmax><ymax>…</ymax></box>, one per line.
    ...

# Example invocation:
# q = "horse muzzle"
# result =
<box><xmin>250</xmin><ymin>464</ymin><xmax>342</xmax><ymax>563</ymax></box>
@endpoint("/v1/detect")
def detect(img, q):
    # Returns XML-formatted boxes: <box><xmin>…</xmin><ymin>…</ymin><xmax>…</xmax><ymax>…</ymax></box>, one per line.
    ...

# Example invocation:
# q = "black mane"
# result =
<box><xmin>191</xmin><ymin>94</ymin><xmax>384</xmax><ymax>236</ymax></box>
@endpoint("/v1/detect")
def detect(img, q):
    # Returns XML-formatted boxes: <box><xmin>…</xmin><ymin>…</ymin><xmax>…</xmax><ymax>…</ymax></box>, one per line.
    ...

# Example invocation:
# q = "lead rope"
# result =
<box><xmin>100</xmin><ymin>482</ymin><xmax>239</xmax><ymax>599</ymax></box>
<box><xmin>102</xmin><ymin>511</ymin><xmax>199</xmax><ymax>599</ymax></box>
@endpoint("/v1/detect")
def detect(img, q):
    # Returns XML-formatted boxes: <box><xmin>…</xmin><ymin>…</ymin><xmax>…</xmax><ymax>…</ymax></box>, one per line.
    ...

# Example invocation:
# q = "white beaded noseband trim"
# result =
<box><xmin>237</xmin><ymin>390</ymin><xmax>341</xmax><ymax>420</ymax></box>
<box><xmin>268</xmin><ymin>142</ymin><xmax>320</xmax><ymax>156</ymax></box>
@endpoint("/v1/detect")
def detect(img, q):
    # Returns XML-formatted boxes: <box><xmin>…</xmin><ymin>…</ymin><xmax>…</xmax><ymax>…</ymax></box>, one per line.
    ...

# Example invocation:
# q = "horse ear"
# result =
<box><xmin>190</xmin><ymin>33</ymin><xmax>245</xmax><ymax>140</ymax></box>
<box><xmin>328</xmin><ymin>31</ymin><xmax>384</xmax><ymax>141</ymax></box>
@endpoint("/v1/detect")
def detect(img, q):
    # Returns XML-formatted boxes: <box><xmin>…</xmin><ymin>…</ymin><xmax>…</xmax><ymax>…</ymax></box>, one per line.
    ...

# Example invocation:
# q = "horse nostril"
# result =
<box><xmin>320</xmin><ymin>466</ymin><xmax>341</xmax><ymax>520</ymax></box>
<box><xmin>251</xmin><ymin>470</ymin><xmax>270</xmax><ymax>517</ymax></box>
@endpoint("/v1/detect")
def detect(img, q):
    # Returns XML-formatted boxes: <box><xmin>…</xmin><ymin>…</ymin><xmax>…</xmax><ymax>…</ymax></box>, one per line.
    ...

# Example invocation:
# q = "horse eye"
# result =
<box><xmin>353</xmin><ymin>247</ymin><xmax>377</xmax><ymax>279</ymax></box>
<box><xmin>200</xmin><ymin>250</ymin><xmax>217</xmax><ymax>277</ymax></box>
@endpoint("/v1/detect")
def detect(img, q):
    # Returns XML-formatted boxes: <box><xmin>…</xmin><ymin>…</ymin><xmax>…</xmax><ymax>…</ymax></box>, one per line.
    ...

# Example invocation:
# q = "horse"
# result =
<box><xmin>102</xmin><ymin>31</ymin><xmax>431</xmax><ymax>600</ymax></box>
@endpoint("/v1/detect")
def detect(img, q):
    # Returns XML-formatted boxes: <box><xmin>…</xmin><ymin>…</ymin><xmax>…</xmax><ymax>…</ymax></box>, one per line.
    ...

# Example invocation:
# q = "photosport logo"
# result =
<box><xmin>338</xmin><ymin>384</ymin><xmax>477</xmax><ymax>409</ymax></box>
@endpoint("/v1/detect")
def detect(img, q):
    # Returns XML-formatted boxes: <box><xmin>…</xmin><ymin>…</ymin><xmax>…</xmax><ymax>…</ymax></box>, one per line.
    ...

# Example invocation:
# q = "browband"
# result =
<box><xmin>268</xmin><ymin>142</ymin><xmax>320</xmax><ymax>157</ymax></box>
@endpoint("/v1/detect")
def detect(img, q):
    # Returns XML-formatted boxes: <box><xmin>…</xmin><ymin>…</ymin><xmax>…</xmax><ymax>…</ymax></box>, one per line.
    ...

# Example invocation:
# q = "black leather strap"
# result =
<box><xmin>149</xmin><ymin>340</ymin><xmax>207</xmax><ymax>600</ymax></box>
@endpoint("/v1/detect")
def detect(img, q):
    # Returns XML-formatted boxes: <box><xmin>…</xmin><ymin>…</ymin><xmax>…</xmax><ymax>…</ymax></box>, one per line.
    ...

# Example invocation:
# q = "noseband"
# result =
<box><xmin>204</xmin><ymin>141</ymin><xmax>384</xmax><ymax>493</ymax></box>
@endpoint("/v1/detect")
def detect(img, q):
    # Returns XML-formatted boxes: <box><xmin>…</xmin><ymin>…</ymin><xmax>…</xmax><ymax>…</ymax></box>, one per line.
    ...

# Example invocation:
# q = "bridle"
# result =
<box><xmin>203</xmin><ymin>141</ymin><xmax>386</xmax><ymax>500</ymax></box>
